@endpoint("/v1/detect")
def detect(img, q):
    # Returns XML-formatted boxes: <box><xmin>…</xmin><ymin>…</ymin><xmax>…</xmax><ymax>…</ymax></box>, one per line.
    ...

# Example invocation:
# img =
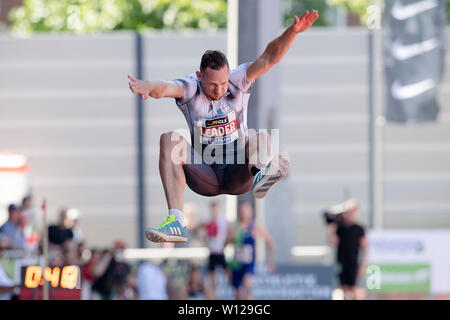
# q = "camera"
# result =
<box><xmin>323</xmin><ymin>209</ymin><xmax>344</xmax><ymax>225</ymax></box>
<box><xmin>322</xmin><ymin>199</ymin><xmax>357</xmax><ymax>225</ymax></box>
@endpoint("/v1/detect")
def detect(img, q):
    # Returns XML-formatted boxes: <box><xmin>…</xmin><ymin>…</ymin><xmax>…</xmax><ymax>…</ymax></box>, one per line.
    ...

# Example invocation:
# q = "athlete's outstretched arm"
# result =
<box><xmin>128</xmin><ymin>75</ymin><xmax>183</xmax><ymax>100</ymax></box>
<box><xmin>246</xmin><ymin>10</ymin><xmax>319</xmax><ymax>83</ymax></box>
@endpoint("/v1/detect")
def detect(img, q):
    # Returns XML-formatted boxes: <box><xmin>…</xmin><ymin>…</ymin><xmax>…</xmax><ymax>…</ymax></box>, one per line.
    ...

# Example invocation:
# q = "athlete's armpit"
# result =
<box><xmin>246</xmin><ymin>53</ymin><xmax>271</xmax><ymax>84</ymax></box>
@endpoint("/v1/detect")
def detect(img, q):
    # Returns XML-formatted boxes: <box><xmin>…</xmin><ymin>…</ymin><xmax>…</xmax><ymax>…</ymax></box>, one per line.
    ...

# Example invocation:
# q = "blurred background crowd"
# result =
<box><xmin>0</xmin><ymin>198</ymin><xmax>277</xmax><ymax>300</ymax></box>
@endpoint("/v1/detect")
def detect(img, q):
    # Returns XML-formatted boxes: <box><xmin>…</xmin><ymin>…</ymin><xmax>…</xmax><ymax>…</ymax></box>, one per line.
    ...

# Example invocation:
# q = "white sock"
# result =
<box><xmin>169</xmin><ymin>209</ymin><xmax>185</xmax><ymax>227</ymax></box>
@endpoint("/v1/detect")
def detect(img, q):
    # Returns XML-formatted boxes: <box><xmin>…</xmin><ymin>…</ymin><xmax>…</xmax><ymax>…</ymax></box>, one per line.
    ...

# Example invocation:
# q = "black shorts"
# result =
<box><xmin>338</xmin><ymin>262</ymin><xmax>358</xmax><ymax>287</ymax></box>
<box><xmin>208</xmin><ymin>253</ymin><xmax>228</xmax><ymax>271</ymax></box>
<box><xmin>182</xmin><ymin>142</ymin><xmax>253</xmax><ymax>196</ymax></box>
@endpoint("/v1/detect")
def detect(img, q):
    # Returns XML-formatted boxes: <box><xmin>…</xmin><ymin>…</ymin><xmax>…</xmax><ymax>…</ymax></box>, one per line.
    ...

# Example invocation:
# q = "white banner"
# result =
<box><xmin>368</xmin><ymin>229</ymin><xmax>450</xmax><ymax>295</ymax></box>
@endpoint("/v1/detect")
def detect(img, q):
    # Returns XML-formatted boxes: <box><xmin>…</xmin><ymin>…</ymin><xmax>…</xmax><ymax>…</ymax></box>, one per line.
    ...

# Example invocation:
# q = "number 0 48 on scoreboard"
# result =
<box><xmin>21</xmin><ymin>265</ymin><xmax>81</xmax><ymax>289</ymax></box>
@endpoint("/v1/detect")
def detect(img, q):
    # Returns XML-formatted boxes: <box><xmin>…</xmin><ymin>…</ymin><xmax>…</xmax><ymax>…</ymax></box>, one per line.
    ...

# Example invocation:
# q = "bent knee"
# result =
<box><xmin>160</xmin><ymin>131</ymin><xmax>183</xmax><ymax>145</ymax></box>
<box><xmin>254</xmin><ymin>131</ymin><xmax>271</xmax><ymax>141</ymax></box>
<box><xmin>257</xmin><ymin>131</ymin><xmax>271</xmax><ymax>140</ymax></box>
<box><xmin>160</xmin><ymin>131</ymin><xmax>188</xmax><ymax>163</ymax></box>
<box><xmin>247</xmin><ymin>131</ymin><xmax>271</xmax><ymax>150</ymax></box>
<box><xmin>160</xmin><ymin>131</ymin><xmax>188</xmax><ymax>151</ymax></box>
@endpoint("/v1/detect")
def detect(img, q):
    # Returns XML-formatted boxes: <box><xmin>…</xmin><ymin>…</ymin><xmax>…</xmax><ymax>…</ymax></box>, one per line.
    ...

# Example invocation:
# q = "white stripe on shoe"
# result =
<box><xmin>252</xmin><ymin>152</ymin><xmax>290</xmax><ymax>199</ymax></box>
<box><xmin>145</xmin><ymin>229</ymin><xmax>188</xmax><ymax>243</ymax></box>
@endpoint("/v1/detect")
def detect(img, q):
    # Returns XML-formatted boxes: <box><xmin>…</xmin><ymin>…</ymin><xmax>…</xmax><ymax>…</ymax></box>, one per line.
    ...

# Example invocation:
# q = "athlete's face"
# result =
<box><xmin>238</xmin><ymin>203</ymin><xmax>253</xmax><ymax>224</ymax></box>
<box><xmin>210</xmin><ymin>203</ymin><xmax>220</xmax><ymax>222</ymax></box>
<box><xmin>196</xmin><ymin>65</ymin><xmax>229</xmax><ymax>101</ymax></box>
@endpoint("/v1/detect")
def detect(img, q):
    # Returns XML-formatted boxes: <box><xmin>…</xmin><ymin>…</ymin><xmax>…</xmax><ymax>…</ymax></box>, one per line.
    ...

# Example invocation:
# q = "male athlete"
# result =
<box><xmin>128</xmin><ymin>10</ymin><xmax>319</xmax><ymax>243</ymax></box>
<box><xmin>228</xmin><ymin>202</ymin><xmax>275</xmax><ymax>300</ymax></box>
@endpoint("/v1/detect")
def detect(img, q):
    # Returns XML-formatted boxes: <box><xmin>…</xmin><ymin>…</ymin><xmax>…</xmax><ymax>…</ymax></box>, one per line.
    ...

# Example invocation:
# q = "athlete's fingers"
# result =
<box><xmin>309</xmin><ymin>10</ymin><xmax>319</xmax><ymax>23</ymax></box>
<box><xmin>128</xmin><ymin>75</ymin><xmax>137</xmax><ymax>82</ymax></box>
<box><xmin>298</xmin><ymin>11</ymin><xmax>308</xmax><ymax>23</ymax></box>
<box><xmin>305</xmin><ymin>11</ymin><xmax>317</xmax><ymax>26</ymax></box>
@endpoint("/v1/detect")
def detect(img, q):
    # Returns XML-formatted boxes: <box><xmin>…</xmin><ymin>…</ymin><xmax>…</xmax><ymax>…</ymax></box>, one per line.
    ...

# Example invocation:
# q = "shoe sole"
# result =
<box><xmin>145</xmin><ymin>229</ymin><xmax>187</xmax><ymax>243</ymax></box>
<box><xmin>253</xmin><ymin>152</ymin><xmax>290</xmax><ymax>199</ymax></box>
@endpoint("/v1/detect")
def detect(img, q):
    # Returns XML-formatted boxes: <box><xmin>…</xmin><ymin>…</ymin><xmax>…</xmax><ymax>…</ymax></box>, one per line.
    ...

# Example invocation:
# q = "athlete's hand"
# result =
<box><xmin>128</xmin><ymin>75</ymin><xmax>151</xmax><ymax>100</ymax></box>
<box><xmin>291</xmin><ymin>10</ymin><xmax>319</xmax><ymax>34</ymax></box>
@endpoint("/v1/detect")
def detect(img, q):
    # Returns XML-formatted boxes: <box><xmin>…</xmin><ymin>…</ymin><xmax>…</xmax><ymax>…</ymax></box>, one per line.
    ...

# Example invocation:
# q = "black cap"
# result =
<box><xmin>8</xmin><ymin>204</ymin><xmax>18</xmax><ymax>213</ymax></box>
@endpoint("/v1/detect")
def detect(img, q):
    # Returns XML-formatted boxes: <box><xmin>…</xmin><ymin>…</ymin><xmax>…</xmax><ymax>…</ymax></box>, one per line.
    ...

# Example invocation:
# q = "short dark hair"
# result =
<box><xmin>200</xmin><ymin>50</ymin><xmax>229</xmax><ymax>72</ymax></box>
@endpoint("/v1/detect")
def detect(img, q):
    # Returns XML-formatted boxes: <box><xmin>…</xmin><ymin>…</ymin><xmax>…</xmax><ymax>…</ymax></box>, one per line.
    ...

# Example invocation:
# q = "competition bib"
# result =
<box><xmin>197</xmin><ymin>110</ymin><xmax>239</xmax><ymax>145</ymax></box>
<box><xmin>235</xmin><ymin>244</ymin><xmax>254</xmax><ymax>264</ymax></box>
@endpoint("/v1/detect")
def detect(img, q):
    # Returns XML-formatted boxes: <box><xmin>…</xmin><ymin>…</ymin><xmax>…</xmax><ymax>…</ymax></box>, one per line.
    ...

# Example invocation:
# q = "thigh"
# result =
<box><xmin>246</xmin><ymin>131</ymin><xmax>271</xmax><ymax>169</ymax></box>
<box><xmin>219</xmin><ymin>254</ymin><xmax>228</xmax><ymax>270</ymax></box>
<box><xmin>231</xmin><ymin>269</ymin><xmax>245</xmax><ymax>289</ymax></box>
<box><xmin>208</xmin><ymin>254</ymin><xmax>220</xmax><ymax>271</ymax></box>
<box><xmin>222</xmin><ymin>164</ymin><xmax>253</xmax><ymax>195</ymax></box>
<box><xmin>183</xmin><ymin>143</ymin><xmax>221</xmax><ymax>196</ymax></box>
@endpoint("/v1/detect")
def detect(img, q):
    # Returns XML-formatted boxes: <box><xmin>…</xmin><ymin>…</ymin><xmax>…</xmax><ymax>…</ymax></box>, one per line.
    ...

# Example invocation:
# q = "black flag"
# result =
<box><xmin>384</xmin><ymin>0</ymin><xmax>447</xmax><ymax>123</ymax></box>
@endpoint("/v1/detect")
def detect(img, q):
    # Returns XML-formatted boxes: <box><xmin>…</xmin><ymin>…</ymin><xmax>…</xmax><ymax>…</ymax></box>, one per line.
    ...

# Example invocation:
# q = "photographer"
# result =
<box><xmin>325</xmin><ymin>199</ymin><xmax>367</xmax><ymax>300</ymax></box>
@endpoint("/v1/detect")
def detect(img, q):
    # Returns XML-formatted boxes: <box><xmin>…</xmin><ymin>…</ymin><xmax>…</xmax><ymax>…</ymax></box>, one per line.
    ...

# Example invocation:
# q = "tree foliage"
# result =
<box><xmin>283</xmin><ymin>0</ymin><xmax>330</xmax><ymax>27</ymax></box>
<box><xmin>8</xmin><ymin>0</ymin><xmax>227</xmax><ymax>35</ymax></box>
<box><xmin>327</xmin><ymin>0</ymin><xmax>378</xmax><ymax>26</ymax></box>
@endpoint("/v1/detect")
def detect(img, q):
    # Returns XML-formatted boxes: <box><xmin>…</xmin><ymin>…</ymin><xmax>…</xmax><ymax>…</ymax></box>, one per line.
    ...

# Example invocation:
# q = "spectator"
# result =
<box><xmin>183</xmin><ymin>202</ymin><xmax>202</xmax><ymax>247</ymax></box>
<box><xmin>228</xmin><ymin>202</ymin><xmax>275</xmax><ymax>300</ymax></box>
<box><xmin>91</xmin><ymin>240</ymin><xmax>131</xmax><ymax>300</ymax></box>
<box><xmin>160</xmin><ymin>254</ymin><xmax>190</xmax><ymax>300</ymax></box>
<box><xmin>0</xmin><ymin>234</ymin><xmax>20</xmax><ymax>300</ymax></box>
<box><xmin>48</xmin><ymin>208</ymin><xmax>74</xmax><ymax>247</ymax></box>
<box><xmin>0</xmin><ymin>204</ymin><xmax>25</xmax><ymax>249</ymax></box>
<box><xmin>19</xmin><ymin>195</ymin><xmax>42</xmax><ymax>247</ymax></box>
<box><xmin>327</xmin><ymin>199</ymin><xmax>368</xmax><ymax>300</ymax></box>
<box><xmin>82</xmin><ymin>249</ymin><xmax>112</xmax><ymax>300</ymax></box>
<box><xmin>76</xmin><ymin>241</ymin><xmax>90</xmax><ymax>265</ymax></box>
<box><xmin>192</xmin><ymin>201</ymin><xmax>229</xmax><ymax>299</ymax></box>
<box><xmin>66</xmin><ymin>208</ymin><xmax>83</xmax><ymax>245</ymax></box>
<box><xmin>187</xmin><ymin>265</ymin><xmax>207</xmax><ymax>300</ymax></box>
<box><xmin>136</xmin><ymin>261</ymin><xmax>169</xmax><ymax>300</ymax></box>
<box><xmin>62</xmin><ymin>241</ymin><xmax>80</xmax><ymax>266</ymax></box>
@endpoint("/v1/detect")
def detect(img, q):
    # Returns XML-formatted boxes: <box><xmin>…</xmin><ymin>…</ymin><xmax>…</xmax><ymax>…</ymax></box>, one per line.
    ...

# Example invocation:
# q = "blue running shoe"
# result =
<box><xmin>145</xmin><ymin>214</ymin><xmax>188</xmax><ymax>243</ymax></box>
<box><xmin>252</xmin><ymin>152</ymin><xmax>290</xmax><ymax>199</ymax></box>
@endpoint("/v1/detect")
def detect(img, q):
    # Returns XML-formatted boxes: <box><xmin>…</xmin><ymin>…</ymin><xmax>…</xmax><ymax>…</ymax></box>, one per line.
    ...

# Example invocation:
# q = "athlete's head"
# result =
<box><xmin>210</xmin><ymin>201</ymin><xmax>220</xmax><ymax>222</ymax></box>
<box><xmin>196</xmin><ymin>50</ymin><xmax>229</xmax><ymax>101</ymax></box>
<box><xmin>237</xmin><ymin>202</ymin><xmax>254</xmax><ymax>224</ymax></box>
